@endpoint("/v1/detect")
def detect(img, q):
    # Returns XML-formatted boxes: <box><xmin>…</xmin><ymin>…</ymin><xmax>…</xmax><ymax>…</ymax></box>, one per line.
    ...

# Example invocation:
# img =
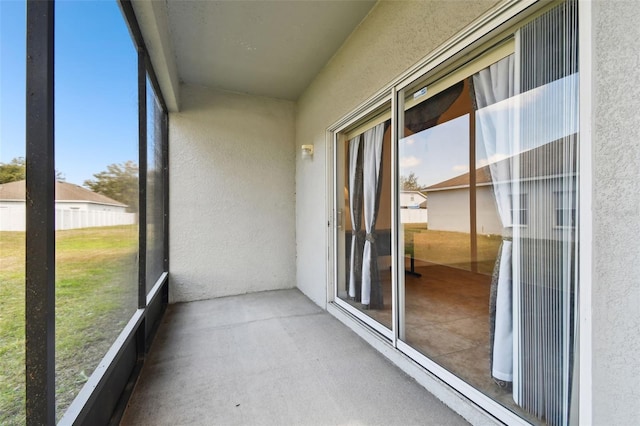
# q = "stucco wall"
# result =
<box><xmin>169</xmin><ymin>85</ymin><xmax>296</xmax><ymax>303</ymax></box>
<box><xmin>295</xmin><ymin>0</ymin><xmax>499</xmax><ymax>307</ymax></box>
<box><xmin>426</xmin><ymin>188</ymin><xmax>471</xmax><ymax>233</ymax></box>
<box><xmin>590</xmin><ymin>1</ymin><xmax>640</xmax><ymax>423</ymax></box>
<box><xmin>427</xmin><ymin>186</ymin><xmax>502</xmax><ymax>235</ymax></box>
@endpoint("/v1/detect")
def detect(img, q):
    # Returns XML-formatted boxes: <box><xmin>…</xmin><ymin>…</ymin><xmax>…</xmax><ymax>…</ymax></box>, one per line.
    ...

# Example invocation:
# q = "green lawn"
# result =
<box><xmin>404</xmin><ymin>223</ymin><xmax>503</xmax><ymax>275</ymax></box>
<box><xmin>0</xmin><ymin>226</ymin><xmax>138</xmax><ymax>425</ymax></box>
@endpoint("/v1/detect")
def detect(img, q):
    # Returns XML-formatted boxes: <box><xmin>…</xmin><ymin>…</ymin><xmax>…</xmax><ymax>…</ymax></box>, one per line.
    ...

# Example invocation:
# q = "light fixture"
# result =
<box><xmin>301</xmin><ymin>144</ymin><xmax>314</xmax><ymax>159</ymax></box>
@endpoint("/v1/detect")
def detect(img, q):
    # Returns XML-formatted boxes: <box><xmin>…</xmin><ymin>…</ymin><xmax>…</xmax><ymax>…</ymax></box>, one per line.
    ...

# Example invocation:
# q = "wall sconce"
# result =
<box><xmin>301</xmin><ymin>144</ymin><xmax>314</xmax><ymax>159</ymax></box>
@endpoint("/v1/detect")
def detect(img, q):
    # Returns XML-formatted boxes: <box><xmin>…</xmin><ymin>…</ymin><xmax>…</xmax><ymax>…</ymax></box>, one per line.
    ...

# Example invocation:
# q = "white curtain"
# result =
<box><xmin>473</xmin><ymin>54</ymin><xmax>516</xmax><ymax>383</ymax></box>
<box><xmin>348</xmin><ymin>136</ymin><xmax>362</xmax><ymax>299</ymax></box>
<box><xmin>361</xmin><ymin>123</ymin><xmax>385</xmax><ymax>306</ymax></box>
<box><xmin>474</xmin><ymin>2</ymin><xmax>579</xmax><ymax>424</ymax></box>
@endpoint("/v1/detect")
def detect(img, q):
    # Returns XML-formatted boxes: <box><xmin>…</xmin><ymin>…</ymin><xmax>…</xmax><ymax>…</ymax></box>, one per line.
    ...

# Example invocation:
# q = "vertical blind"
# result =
<box><xmin>474</xmin><ymin>1</ymin><xmax>579</xmax><ymax>423</ymax></box>
<box><xmin>514</xmin><ymin>1</ymin><xmax>579</xmax><ymax>425</ymax></box>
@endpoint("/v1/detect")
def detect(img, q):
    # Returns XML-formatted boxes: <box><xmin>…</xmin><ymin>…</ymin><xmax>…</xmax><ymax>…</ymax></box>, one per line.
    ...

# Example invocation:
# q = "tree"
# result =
<box><xmin>84</xmin><ymin>161</ymin><xmax>139</xmax><ymax>212</ymax></box>
<box><xmin>0</xmin><ymin>157</ymin><xmax>65</xmax><ymax>183</ymax></box>
<box><xmin>400</xmin><ymin>172</ymin><xmax>420</xmax><ymax>190</ymax></box>
<box><xmin>0</xmin><ymin>157</ymin><xmax>26</xmax><ymax>184</ymax></box>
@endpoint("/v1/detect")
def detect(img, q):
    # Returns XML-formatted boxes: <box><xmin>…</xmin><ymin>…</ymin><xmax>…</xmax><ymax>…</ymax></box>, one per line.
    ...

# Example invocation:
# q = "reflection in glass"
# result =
<box><xmin>336</xmin><ymin>113</ymin><xmax>392</xmax><ymax>331</ymax></box>
<box><xmin>398</xmin><ymin>2</ymin><xmax>579</xmax><ymax>424</ymax></box>
<box><xmin>54</xmin><ymin>1</ymin><xmax>138</xmax><ymax>419</ymax></box>
<box><xmin>0</xmin><ymin>1</ymin><xmax>26</xmax><ymax>423</ymax></box>
<box><xmin>146</xmin><ymin>77</ymin><xmax>165</xmax><ymax>293</ymax></box>
<box><xmin>399</xmin><ymin>78</ymin><xmax>497</xmax><ymax>394</ymax></box>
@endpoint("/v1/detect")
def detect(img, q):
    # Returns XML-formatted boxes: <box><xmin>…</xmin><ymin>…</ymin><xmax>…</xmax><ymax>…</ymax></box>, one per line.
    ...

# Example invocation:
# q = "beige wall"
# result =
<box><xmin>159</xmin><ymin>0</ymin><xmax>640</xmax><ymax>423</ymax></box>
<box><xmin>161</xmin><ymin>0</ymin><xmax>640</xmax><ymax>423</ymax></box>
<box><xmin>169</xmin><ymin>85</ymin><xmax>296</xmax><ymax>303</ymax></box>
<box><xmin>295</xmin><ymin>0</ymin><xmax>499</xmax><ymax>307</ymax></box>
<box><xmin>426</xmin><ymin>188</ymin><xmax>471</xmax><ymax>233</ymax></box>
<box><xmin>590</xmin><ymin>1</ymin><xmax>640</xmax><ymax>423</ymax></box>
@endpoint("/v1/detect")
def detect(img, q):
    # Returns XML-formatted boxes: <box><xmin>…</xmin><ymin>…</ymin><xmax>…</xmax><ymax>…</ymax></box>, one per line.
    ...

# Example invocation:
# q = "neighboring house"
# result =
<box><xmin>425</xmin><ymin>161</ymin><xmax>502</xmax><ymax>236</ymax></box>
<box><xmin>0</xmin><ymin>180</ymin><xmax>135</xmax><ymax>231</ymax></box>
<box><xmin>14</xmin><ymin>1</ymin><xmax>640</xmax><ymax>425</ymax></box>
<box><xmin>399</xmin><ymin>190</ymin><xmax>427</xmax><ymax>208</ymax></box>
<box><xmin>425</xmin><ymin>138</ymin><xmax>575</xmax><ymax>239</ymax></box>
<box><xmin>399</xmin><ymin>190</ymin><xmax>428</xmax><ymax>224</ymax></box>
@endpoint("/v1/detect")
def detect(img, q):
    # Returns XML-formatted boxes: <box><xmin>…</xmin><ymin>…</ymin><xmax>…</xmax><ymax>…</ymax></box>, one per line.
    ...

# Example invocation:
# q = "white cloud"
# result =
<box><xmin>452</xmin><ymin>164</ymin><xmax>469</xmax><ymax>173</ymax></box>
<box><xmin>400</xmin><ymin>156</ymin><xmax>421</xmax><ymax>168</ymax></box>
<box><xmin>400</xmin><ymin>135</ymin><xmax>416</xmax><ymax>145</ymax></box>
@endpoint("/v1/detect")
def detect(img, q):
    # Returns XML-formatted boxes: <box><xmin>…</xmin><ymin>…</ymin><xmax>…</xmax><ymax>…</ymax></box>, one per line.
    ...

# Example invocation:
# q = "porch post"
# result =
<box><xmin>25</xmin><ymin>0</ymin><xmax>56</xmax><ymax>423</ymax></box>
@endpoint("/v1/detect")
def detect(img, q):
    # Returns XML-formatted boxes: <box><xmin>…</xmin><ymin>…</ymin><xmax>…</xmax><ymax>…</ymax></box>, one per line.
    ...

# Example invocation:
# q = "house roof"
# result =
<box><xmin>0</xmin><ymin>180</ymin><xmax>127</xmax><ymax>207</ymax></box>
<box><xmin>400</xmin><ymin>190</ymin><xmax>428</xmax><ymax>199</ymax></box>
<box><xmin>425</xmin><ymin>164</ymin><xmax>493</xmax><ymax>191</ymax></box>
<box><xmin>425</xmin><ymin>137</ymin><xmax>577</xmax><ymax>192</ymax></box>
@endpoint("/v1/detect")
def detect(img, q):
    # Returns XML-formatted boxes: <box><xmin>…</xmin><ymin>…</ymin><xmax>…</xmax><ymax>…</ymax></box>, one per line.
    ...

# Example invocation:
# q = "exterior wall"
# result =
<box><xmin>427</xmin><ymin>186</ymin><xmax>502</xmax><ymax>236</ymax></box>
<box><xmin>427</xmin><ymin>181</ymin><xmax>572</xmax><ymax>240</ymax></box>
<box><xmin>426</xmin><ymin>188</ymin><xmax>471</xmax><ymax>233</ymax></box>
<box><xmin>296</xmin><ymin>0</ymin><xmax>500</xmax><ymax>307</ymax></box>
<box><xmin>169</xmin><ymin>85</ymin><xmax>296</xmax><ymax>303</ymax></box>
<box><xmin>590</xmin><ymin>2</ymin><xmax>640</xmax><ymax>423</ymax></box>
<box><xmin>475</xmin><ymin>186</ymin><xmax>502</xmax><ymax>236</ymax></box>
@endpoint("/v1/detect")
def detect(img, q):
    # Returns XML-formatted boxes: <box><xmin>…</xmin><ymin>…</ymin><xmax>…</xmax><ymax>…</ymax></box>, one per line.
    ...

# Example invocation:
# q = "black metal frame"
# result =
<box><xmin>23</xmin><ymin>0</ymin><xmax>170</xmax><ymax>423</ymax></box>
<box><xmin>25</xmin><ymin>1</ymin><xmax>55</xmax><ymax>424</ymax></box>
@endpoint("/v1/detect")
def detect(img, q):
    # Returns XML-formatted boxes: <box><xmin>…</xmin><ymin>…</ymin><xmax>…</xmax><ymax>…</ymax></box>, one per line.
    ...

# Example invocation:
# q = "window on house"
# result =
<box><xmin>510</xmin><ymin>193</ymin><xmax>529</xmax><ymax>226</ymax></box>
<box><xmin>555</xmin><ymin>190</ymin><xmax>576</xmax><ymax>228</ymax></box>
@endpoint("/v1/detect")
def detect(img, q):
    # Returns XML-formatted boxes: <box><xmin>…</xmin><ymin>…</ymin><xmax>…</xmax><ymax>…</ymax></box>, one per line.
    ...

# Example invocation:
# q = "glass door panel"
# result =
<box><xmin>335</xmin><ymin>102</ymin><xmax>393</xmax><ymax>332</ymax></box>
<box><xmin>398</xmin><ymin>75</ymin><xmax>497</xmax><ymax>384</ymax></box>
<box><xmin>397</xmin><ymin>2</ymin><xmax>579</xmax><ymax>423</ymax></box>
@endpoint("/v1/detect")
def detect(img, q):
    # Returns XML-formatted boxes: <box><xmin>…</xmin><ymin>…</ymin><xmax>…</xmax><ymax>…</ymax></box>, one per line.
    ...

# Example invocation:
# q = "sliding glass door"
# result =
<box><xmin>396</xmin><ymin>2</ymin><xmax>578</xmax><ymax>424</ymax></box>
<box><xmin>334</xmin><ymin>101</ymin><xmax>393</xmax><ymax>335</ymax></box>
<box><xmin>333</xmin><ymin>1</ymin><xmax>579</xmax><ymax>424</ymax></box>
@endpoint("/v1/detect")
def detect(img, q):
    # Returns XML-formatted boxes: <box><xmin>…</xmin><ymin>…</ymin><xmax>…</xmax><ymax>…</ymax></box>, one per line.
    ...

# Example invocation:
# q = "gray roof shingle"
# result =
<box><xmin>0</xmin><ymin>180</ymin><xmax>127</xmax><ymax>207</ymax></box>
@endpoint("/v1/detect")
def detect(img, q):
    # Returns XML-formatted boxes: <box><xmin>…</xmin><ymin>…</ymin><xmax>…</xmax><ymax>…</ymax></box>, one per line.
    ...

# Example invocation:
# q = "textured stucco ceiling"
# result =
<box><xmin>165</xmin><ymin>0</ymin><xmax>376</xmax><ymax>101</ymax></box>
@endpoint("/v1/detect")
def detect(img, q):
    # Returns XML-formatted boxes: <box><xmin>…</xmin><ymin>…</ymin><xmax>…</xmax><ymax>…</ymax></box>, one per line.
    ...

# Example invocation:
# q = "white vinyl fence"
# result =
<box><xmin>400</xmin><ymin>208</ymin><xmax>428</xmax><ymax>224</ymax></box>
<box><xmin>0</xmin><ymin>205</ymin><xmax>26</xmax><ymax>231</ymax></box>
<box><xmin>55</xmin><ymin>209</ymin><xmax>136</xmax><ymax>230</ymax></box>
<box><xmin>0</xmin><ymin>206</ymin><xmax>136</xmax><ymax>231</ymax></box>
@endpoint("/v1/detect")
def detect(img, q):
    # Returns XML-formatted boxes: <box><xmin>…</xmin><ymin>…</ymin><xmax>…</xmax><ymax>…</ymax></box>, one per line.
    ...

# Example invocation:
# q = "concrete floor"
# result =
<box><xmin>120</xmin><ymin>289</ymin><xmax>469</xmax><ymax>426</ymax></box>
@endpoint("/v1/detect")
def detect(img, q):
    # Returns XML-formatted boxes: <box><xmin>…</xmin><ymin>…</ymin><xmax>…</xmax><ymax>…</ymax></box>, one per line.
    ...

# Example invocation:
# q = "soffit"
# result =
<box><xmin>165</xmin><ymin>0</ymin><xmax>376</xmax><ymax>101</ymax></box>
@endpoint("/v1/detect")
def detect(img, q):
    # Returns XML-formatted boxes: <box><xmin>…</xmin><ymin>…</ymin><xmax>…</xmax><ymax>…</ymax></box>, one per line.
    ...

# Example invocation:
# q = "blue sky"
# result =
<box><xmin>1</xmin><ymin>0</ymin><xmax>139</xmax><ymax>186</ymax></box>
<box><xmin>399</xmin><ymin>114</ymin><xmax>471</xmax><ymax>188</ymax></box>
<box><xmin>399</xmin><ymin>73</ymin><xmax>579</xmax><ymax>189</ymax></box>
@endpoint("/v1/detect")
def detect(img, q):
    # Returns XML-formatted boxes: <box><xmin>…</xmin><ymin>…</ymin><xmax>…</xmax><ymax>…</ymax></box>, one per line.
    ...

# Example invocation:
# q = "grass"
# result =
<box><xmin>404</xmin><ymin>223</ymin><xmax>503</xmax><ymax>275</ymax></box>
<box><xmin>1</xmin><ymin>223</ymin><xmax>499</xmax><ymax>424</ymax></box>
<box><xmin>0</xmin><ymin>226</ymin><xmax>138</xmax><ymax>425</ymax></box>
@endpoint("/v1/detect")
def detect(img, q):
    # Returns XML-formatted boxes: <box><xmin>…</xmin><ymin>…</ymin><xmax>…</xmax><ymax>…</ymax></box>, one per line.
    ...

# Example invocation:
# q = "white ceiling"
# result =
<box><xmin>162</xmin><ymin>0</ymin><xmax>376</xmax><ymax>101</ymax></box>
